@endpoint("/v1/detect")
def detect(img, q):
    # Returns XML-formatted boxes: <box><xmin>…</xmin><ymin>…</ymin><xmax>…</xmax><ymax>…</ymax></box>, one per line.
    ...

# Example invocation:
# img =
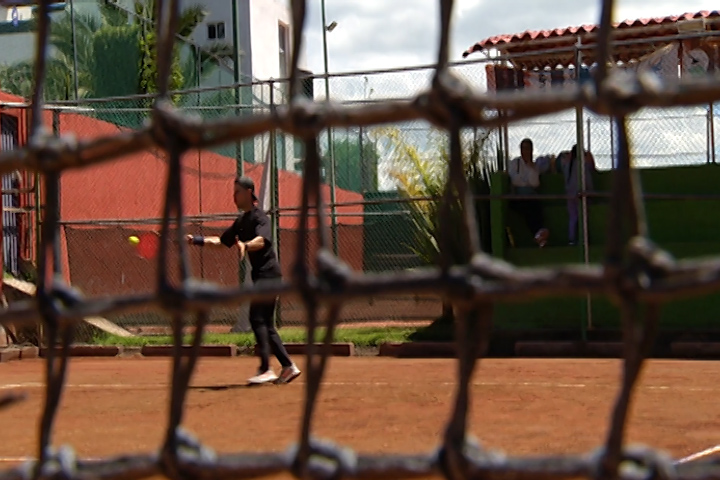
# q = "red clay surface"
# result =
<box><xmin>1</xmin><ymin>357</ymin><xmax>719</xmax><ymax>474</ymax></box>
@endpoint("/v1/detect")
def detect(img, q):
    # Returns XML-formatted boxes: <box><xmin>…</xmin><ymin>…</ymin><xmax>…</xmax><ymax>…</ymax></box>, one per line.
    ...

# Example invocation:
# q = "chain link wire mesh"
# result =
<box><xmin>3</xmin><ymin>5</ymin><xmax>718</xmax><ymax>329</ymax></box>
<box><xmin>2</xmin><ymin>0</ymin><xmax>720</xmax><ymax>478</ymax></box>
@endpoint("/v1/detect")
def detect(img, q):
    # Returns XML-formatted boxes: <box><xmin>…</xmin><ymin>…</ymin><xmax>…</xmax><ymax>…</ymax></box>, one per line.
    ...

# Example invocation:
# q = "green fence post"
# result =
<box><xmin>489</xmin><ymin>172</ymin><xmax>505</xmax><ymax>259</ymax></box>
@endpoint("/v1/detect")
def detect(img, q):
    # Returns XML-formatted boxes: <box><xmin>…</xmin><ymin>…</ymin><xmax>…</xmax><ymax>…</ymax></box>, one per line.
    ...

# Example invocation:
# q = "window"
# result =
<box><xmin>278</xmin><ymin>22</ymin><xmax>289</xmax><ymax>79</ymax></box>
<box><xmin>207</xmin><ymin>22</ymin><xmax>225</xmax><ymax>40</ymax></box>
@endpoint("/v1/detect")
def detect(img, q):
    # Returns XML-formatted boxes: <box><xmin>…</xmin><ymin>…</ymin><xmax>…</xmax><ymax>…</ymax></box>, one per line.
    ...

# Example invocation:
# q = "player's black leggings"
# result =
<box><xmin>250</xmin><ymin>278</ymin><xmax>292</xmax><ymax>372</ymax></box>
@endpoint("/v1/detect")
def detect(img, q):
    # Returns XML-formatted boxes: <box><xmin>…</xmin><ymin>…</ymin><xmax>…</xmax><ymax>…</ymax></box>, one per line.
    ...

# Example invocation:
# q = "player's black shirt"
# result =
<box><xmin>220</xmin><ymin>207</ymin><xmax>282</xmax><ymax>281</ymax></box>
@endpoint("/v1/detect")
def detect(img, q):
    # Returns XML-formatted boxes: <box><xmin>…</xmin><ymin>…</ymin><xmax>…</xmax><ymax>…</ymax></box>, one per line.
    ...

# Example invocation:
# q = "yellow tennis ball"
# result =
<box><xmin>128</xmin><ymin>235</ymin><xmax>140</xmax><ymax>245</ymax></box>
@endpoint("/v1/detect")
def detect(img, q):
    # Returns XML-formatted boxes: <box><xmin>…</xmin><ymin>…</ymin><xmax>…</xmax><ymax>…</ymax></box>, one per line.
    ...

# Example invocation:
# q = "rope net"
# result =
<box><xmin>2</xmin><ymin>0</ymin><xmax>720</xmax><ymax>479</ymax></box>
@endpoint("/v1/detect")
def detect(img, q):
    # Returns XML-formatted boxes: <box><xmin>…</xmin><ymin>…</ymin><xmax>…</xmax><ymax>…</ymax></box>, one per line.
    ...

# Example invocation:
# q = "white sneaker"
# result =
<box><xmin>276</xmin><ymin>364</ymin><xmax>301</xmax><ymax>384</ymax></box>
<box><xmin>247</xmin><ymin>369</ymin><xmax>278</xmax><ymax>385</ymax></box>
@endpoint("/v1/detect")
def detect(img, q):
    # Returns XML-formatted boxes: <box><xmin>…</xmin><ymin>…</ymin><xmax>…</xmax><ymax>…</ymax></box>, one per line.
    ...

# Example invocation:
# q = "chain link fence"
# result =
<box><xmin>1</xmin><ymin>29</ymin><xmax>719</xmax><ymax>336</ymax></box>
<box><xmin>54</xmin><ymin>213</ymin><xmax>439</xmax><ymax>340</ymax></box>
<box><xmin>494</xmin><ymin>107</ymin><xmax>712</xmax><ymax>171</ymax></box>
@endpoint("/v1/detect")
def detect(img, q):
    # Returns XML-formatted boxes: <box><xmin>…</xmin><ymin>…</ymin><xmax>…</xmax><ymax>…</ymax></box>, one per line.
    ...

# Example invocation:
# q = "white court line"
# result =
<box><xmin>3</xmin><ymin>445</ymin><xmax>719</xmax><ymax>465</ymax></box>
<box><xmin>1</xmin><ymin>381</ymin><xmax>719</xmax><ymax>391</ymax></box>
<box><xmin>0</xmin><ymin>456</ymin><xmax>105</xmax><ymax>463</ymax></box>
<box><xmin>675</xmin><ymin>444</ymin><xmax>720</xmax><ymax>464</ymax></box>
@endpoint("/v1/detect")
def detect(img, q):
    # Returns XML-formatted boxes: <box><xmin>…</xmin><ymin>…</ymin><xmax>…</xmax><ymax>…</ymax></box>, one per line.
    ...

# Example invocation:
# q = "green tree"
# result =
<box><xmin>0</xmin><ymin>0</ymin><xmax>233</xmax><ymax>102</ymax></box>
<box><xmin>372</xmin><ymin>126</ymin><xmax>495</xmax><ymax>321</ymax></box>
<box><xmin>134</xmin><ymin>0</ymin><xmax>205</xmax><ymax>95</ymax></box>
<box><xmin>0</xmin><ymin>10</ymin><xmax>103</xmax><ymax>100</ymax></box>
<box><xmin>324</xmin><ymin>131</ymin><xmax>381</xmax><ymax>194</ymax></box>
<box><xmin>180</xmin><ymin>43</ymin><xmax>235</xmax><ymax>94</ymax></box>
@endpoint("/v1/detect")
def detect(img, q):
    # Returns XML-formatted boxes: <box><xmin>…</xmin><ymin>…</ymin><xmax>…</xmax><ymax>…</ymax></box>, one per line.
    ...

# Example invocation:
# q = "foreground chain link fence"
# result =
<box><xmin>3</xmin><ymin>0</ymin><xmax>720</xmax><ymax>480</ymax></box>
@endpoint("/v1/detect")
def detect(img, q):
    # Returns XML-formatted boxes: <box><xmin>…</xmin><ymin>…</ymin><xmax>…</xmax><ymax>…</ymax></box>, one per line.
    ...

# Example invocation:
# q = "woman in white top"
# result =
<box><xmin>507</xmin><ymin>138</ymin><xmax>553</xmax><ymax>247</ymax></box>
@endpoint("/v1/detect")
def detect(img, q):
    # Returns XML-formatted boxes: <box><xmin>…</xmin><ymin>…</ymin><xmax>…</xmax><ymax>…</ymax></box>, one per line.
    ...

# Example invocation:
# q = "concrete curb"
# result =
<box><xmin>1</xmin><ymin>343</ymin><xmax>355</xmax><ymax>360</ymax></box>
<box><xmin>0</xmin><ymin>346</ymin><xmax>40</xmax><ymax>363</ymax></box>
<box><xmin>670</xmin><ymin>342</ymin><xmax>720</xmax><ymax>359</ymax></box>
<box><xmin>378</xmin><ymin>342</ymin><xmax>457</xmax><ymax>358</ymax></box>
<box><xmin>39</xmin><ymin>346</ymin><xmax>123</xmax><ymax>357</ymax></box>
<box><xmin>2</xmin><ymin>341</ymin><xmax>720</xmax><ymax>361</ymax></box>
<box><xmin>141</xmin><ymin>345</ymin><xmax>238</xmax><ymax>357</ymax></box>
<box><xmin>20</xmin><ymin>346</ymin><xmax>39</xmax><ymax>359</ymax></box>
<box><xmin>254</xmin><ymin>343</ymin><xmax>355</xmax><ymax>357</ymax></box>
<box><xmin>0</xmin><ymin>348</ymin><xmax>21</xmax><ymax>362</ymax></box>
<box><xmin>377</xmin><ymin>341</ymin><xmax>628</xmax><ymax>358</ymax></box>
<box><xmin>514</xmin><ymin>341</ymin><xmax>624</xmax><ymax>358</ymax></box>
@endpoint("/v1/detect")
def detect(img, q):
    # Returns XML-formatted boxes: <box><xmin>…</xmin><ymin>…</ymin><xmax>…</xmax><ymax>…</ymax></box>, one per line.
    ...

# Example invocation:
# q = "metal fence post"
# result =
<box><xmin>322</xmin><ymin>1</ymin><xmax>338</xmax><ymax>255</ymax></box>
<box><xmin>709</xmin><ymin>102</ymin><xmax>716</xmax><ymax>163</ymax></box>
<box><xmin>269</xmin><ymin>80</ymin><xmax>282</xmax><ymax>327</ymax></box>
<box><xmin>69</xmin><ymin>0</ymin><xmax>79</xmax><ymax>101</ymax></box>
<box><xmin>51</xmin><ymin>109</ymin><xmax>62</xmax><ymax>272</ymax></box>
<box><xmin>232</xmin><ymin>0</ymin><xmax>242</xmax><ymax>177</ymax></box>
<box><xmin>586</xmin><ymin>117</ymin><xmax>592</xmax><ymax>152</ymax></box>
<box><xmin>609</xmin><ymin>117</ymin><xmax>616</xmax><ymax>169</ymax></box>
<box><xmin>575</xmin><ymin>38</ymin><xmax>591</xmax><ymax>338</ymax></box>
<box><xmin>31</xmin><ymin>105</ymin><xmax>41</xmax><ymax>276</ymax></box>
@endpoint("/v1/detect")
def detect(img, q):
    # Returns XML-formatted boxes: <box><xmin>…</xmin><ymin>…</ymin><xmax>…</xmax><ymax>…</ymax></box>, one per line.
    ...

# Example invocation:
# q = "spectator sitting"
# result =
<box><xmin>557</xmin><ymin>144</ymin><xmax>597</xmax><ymax>245</ymax></box>
<box><xmin>507</xmin><ymin>138</ymin><xmax>553</xmax><ymax>247</ymax></box>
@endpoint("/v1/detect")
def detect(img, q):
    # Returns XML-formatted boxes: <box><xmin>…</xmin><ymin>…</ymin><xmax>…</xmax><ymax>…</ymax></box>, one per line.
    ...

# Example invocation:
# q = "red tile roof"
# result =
<box><xmin>462</xmin><ymin>10</ymin><xmax>720</xmax><ymax>68</ymax></box>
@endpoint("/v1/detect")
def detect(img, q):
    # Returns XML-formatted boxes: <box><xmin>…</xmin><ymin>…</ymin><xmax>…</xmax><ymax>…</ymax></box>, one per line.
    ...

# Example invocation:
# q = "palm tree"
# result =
<box><xmin>0</xmin><ymin>57</ymin><xmax>79</xmax><ymax>101</ymax></box>
<box><xmin>0</xmin><ymin>10</ymin><xmax>103</xmax><ymax>100</ymax></box>
<box><xmin>180</xmin><ymin>42</ymin><xmax>235</xmax><ymax>93</ymax></box>
<box><xmin>371</xmin><ymin>125</ymin><xmax>496</xmax><ymax>322</ymax></box>
<box><xmin>0</xmin><ymin>0</ymin><xmax>233</xmax><ymax>102</ymax></box>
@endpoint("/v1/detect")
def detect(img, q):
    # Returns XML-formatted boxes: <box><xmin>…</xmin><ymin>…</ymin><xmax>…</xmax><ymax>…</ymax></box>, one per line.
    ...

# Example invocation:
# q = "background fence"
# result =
<box><xmin>1</xmin><ymin>18</ymin><xmax>720</xmax><ymax>336</ymax></box>
<box><xmin>58</xmin><ymin>217</ymin><xmax>439</xmax><ymax>336</ymax></box>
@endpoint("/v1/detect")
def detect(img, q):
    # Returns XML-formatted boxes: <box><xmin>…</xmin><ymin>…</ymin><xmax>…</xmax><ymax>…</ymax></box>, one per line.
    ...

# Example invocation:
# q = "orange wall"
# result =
<box><xmin>52</xmin><ymin>110</ymin><xmax>364</xmax><ymax>228</ymax></box>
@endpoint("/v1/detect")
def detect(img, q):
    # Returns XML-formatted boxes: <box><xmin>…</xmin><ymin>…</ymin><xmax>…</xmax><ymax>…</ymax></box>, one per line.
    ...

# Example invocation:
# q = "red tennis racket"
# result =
<box><xmin>131</xmin><ymin>232</ymin><xmax>160</xmax><ymax>260</ymax></box>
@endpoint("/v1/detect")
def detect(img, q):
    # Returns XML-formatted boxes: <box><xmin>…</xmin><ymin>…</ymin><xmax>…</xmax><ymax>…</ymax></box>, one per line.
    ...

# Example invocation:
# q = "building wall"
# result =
<box><xmin>0</xmin><ymin>31</ymin><xmax>35</xmax><ymax>66</ymax></box>
<box><xmin>0</xmin><ymin>3</ymin><xmax>35</xmax><ymax>64</ymax></box>
<box><xmin>181</xmin><ymin>0</ymin><xmax>308</xmax><ymax>85</ymax></box>
<box><xmin>0</xmin><ymin>0</ymin><xmax>309</xmax><ymax>86</ymax></box>
<box><xmin>248</xmin><ymin>0</ymin><xmax>293</xmax><ymax>82</ymax></box>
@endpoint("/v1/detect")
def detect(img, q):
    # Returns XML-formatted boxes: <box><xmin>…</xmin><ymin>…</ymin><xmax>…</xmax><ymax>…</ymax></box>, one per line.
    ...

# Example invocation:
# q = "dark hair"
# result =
<box><xmin>570</xmin><ymin>144</ymin><xmax>579</xmax><ymax>160</ymax></box>
<box><xmin>520</xmin><ymin>138</ymin><xmax>533</xmax><ymax>149</ymax></box>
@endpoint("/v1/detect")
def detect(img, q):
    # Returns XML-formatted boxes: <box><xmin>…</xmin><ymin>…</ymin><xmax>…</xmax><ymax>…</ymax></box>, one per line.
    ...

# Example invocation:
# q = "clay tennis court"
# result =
<box><xmin>1</xmin><ymin>357</ymin><xmax>719</xmax><ymax>470</ymax></box>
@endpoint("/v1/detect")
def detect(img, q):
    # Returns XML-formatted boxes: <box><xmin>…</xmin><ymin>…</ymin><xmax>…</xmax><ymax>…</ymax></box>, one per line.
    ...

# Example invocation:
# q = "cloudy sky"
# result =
<box><xmin>286</xmin><ymin>0</ymin><xmax>719</xmax><ymax>189</ymax></box>
<box><xmin>299</xmin><ymin>0</ymin><xmax>720</xmax><ymax>75</ymax></box>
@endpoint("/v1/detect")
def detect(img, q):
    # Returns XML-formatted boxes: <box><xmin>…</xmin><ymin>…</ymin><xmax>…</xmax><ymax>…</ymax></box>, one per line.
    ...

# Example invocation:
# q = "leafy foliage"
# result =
<box><xmin>372</xmin><ymin>126</ymin><xmax>495</xmax><ymax>321</ymax></box>
<box><xmin>135</xmin><ymin>0</ymin><xmax>185</xmax><ymax>97</ymax></box>
<box><xmin>91</xmin><ymin>25</ymin><xmax>141</xmax><ymax>98</ymax></box>
<box><xmin>0</xmin><ymin>58</ymin><xmax>78</xmax><ymax>101</ymax></box>
<box><xmin>375</xmin><ymin>126</ymin><xmax>494</xmax><ymax>265</ymax></box>
<box><xmin>181</xmin><ymin>43</ymin><xmax>235</xmax><ymax>92</ymax></box>
<box><xmin>0</xmin><ymin>0</ymin><xmax>233</xmax><ymax>103</ymax></box>
<box><xmin>324</xmin><ymin>133</ymin><xmax>381</xmax><ymax>194</ymax></box>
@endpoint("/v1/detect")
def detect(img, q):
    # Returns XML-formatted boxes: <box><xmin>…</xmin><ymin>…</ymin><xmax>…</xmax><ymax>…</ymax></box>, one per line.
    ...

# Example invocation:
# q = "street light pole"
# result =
<box><xmin>321</xmin><ymin>0</ymin><xmax>338</xmax><ymax>255</ymax></box>
<box><xmin>231</xmin><ymin>0</ymin><xmax>242</xmax><ymax>176</ymax></box>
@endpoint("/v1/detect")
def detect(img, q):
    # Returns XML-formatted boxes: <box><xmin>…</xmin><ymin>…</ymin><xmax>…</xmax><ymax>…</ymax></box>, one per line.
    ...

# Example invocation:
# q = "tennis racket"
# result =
<box><xmin>129</xmin><ymin>231</ymin><xmax>160</xmax><ymax>260</ymax></box>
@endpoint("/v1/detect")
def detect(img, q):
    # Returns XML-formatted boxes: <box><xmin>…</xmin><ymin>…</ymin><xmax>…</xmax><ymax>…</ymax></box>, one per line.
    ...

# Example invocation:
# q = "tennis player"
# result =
<box><xmin>186</xmin><ymin>175</ymin><xmax>301</xmax><ymax>386</ymax></box>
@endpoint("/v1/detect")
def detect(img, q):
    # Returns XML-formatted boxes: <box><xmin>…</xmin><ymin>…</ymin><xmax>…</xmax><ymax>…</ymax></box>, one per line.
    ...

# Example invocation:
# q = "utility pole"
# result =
<box><xmin>321</xmin><ymin>0</ymin><xmax>338</xmax><ymax>255</ymax></box>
